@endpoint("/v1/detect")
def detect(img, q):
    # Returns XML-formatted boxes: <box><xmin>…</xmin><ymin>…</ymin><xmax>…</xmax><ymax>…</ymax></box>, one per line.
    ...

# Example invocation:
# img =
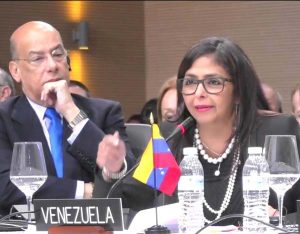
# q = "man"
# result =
<box><xmin>68</xmin><ymin>79</ymin><xmax>90</xmax><ymax>98</ymax></box>
<box><xmin>291</xmin><ymin>84</ymin><xmax>300</xmax><ymax>124</ymax></box>
<box><xmin>0</xmin><ymin>68</ymin><xmax>16</xmax><ymax>101</ymax></box>
<box><xmin>261</xmin><ymin>83</ymin><xmax>283</xmax><ymax>113</ymax></box>
<box><xmin>0</xmin><ymin>21</ymin><xmax>134</xmax><ymax>215</ymax></box>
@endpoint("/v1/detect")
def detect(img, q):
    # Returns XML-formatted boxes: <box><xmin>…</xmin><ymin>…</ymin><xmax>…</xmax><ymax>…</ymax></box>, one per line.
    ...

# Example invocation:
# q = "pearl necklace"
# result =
<box><xmin>194</xmin><ymin>129</ymin><xmax>235</xmax><ymax>176</ymax></box>
<box><xmin>203</xmin><ymin>147</ymin><xmax>240</xmax><ymax>223</ymax></box>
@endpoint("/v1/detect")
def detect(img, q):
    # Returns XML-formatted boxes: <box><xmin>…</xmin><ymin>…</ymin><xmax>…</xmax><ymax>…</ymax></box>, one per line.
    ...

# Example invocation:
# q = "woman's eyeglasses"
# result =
<box><xmin>177</xmin><ymin>76</ymin><xmax>232</xmax><ymax>95</ymax></box>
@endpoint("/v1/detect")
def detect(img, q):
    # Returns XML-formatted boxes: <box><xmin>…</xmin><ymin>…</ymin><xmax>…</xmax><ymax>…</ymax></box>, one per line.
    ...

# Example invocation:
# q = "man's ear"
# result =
<box><xmin>0</xmin><ymin>86</ymin><xmax>12</xmax><ymax>100</ymax></box>
<box><xmin>9</xmin><ymin>61</ymin><xmax>21</xmax><ymax>83</ymax></box>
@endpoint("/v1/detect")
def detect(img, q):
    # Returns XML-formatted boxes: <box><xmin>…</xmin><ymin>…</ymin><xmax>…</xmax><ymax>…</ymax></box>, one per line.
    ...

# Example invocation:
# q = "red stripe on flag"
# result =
<box><xmin>159</xmin><ymin>168</ymin><xmax>181</xmax><ymax>196</ymax></box>
<box><xmin>154</xmin><ymin>153</ymin><xmax>178</xmax><ymax>168</ymax></box>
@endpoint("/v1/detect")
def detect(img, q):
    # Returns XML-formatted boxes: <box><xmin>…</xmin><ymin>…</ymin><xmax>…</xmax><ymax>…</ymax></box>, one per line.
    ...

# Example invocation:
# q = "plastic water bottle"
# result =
<box><xmin>178</xmin><ymin>147</ymin><xmax>204</xmax><ymax>233</ymax></box>
<box><xmin>242</xmin><ymin>147</ymin><xmax>270</xmax><ymax>232</ymax></box>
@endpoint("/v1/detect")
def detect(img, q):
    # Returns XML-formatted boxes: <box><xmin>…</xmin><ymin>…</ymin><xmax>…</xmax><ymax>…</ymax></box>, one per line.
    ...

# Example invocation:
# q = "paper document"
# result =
<box><xmin>128</xmin><ymin>203</ymin><xmax>238</xmax><ymax>233</ymax></box>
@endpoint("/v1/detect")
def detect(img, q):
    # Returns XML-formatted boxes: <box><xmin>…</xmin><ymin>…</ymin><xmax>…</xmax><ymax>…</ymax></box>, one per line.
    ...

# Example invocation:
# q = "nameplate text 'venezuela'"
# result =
<box><xmin>33</xmin><ymin>198</ymin><xmax>123</xmax><ymax>231</ymax></box>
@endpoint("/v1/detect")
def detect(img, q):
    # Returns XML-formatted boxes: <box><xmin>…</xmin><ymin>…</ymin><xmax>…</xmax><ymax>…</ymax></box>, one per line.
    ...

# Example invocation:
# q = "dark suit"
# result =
<box><xmin>0</xmin><ymin>94</ymin><xmax>135</xmax><ymax>215</ymax></box>
<box><xmin>93</xmin><ymin>112</ymin><xmax>300</xmax><ymax>226</ymax></box>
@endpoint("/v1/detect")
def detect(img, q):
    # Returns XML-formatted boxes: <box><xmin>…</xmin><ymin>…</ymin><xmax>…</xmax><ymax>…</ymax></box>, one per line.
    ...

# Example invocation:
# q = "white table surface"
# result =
<box><xmin>0</xmin><ymin>203</ymin><xmax>288</xmax><ymax>233</ymax></box>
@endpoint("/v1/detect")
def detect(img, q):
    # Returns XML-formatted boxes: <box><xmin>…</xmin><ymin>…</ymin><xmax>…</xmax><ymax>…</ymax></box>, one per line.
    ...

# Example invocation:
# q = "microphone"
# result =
<box><xmin>106</xmin><ymin>116</ymin><xmax>194</xmax><ymax>198</ymax></box>
<box><xmin>166</xmin><ymin>116</ymin><xmax>194</xmax><ymax>141</ymax></box>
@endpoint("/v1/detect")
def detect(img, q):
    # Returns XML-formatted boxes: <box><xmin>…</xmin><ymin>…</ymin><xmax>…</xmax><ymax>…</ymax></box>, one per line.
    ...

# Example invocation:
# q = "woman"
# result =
<box><xmin>157</xmin><ymin>76</ymin><xmax>178</xmax><ymax>122</ymax></box>
<box><xmin>94</xmin><ymin>36</ymin><xmax>300</xmax><ymax>227</ymax></box>
<box><xmin>168</xmin><ymin>36</ymin><xmax>300</xmax><ymax>225</ymax></box>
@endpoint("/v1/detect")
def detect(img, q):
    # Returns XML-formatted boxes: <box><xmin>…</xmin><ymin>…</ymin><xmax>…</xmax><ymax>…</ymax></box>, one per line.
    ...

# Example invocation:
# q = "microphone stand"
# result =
<box><xmin>144</xmin><ymin>122</ymin><xmax>170</xmax><ymax>234</ymax></box>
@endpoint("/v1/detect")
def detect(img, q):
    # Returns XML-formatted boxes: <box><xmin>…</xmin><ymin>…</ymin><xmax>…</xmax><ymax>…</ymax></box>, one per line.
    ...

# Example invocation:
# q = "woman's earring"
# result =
<box><xmin>235</xmin><ymin>103</ymin><xmax>239</xmax><ymax>117</ymax></box>
<box><xmin>234</xmin><ymin>103</ymin><xmax>240</xmax><ymax>132</ymax></box>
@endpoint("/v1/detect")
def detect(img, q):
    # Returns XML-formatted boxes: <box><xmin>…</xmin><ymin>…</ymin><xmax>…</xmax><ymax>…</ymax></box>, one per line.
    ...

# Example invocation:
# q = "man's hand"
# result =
<box><xmin>84</xmin><ymin>182</ymin><xmax>94</xmax><ymax>199</ymax></box>
<box><xmin>96</xmin><ymin>131</ymin><xmax>126</xmax><ymax>177</ymax></box>
<box><xmin>40</xmin><ymin>80</ymin><xmax>80</xmax><ymax>122</ymax></box>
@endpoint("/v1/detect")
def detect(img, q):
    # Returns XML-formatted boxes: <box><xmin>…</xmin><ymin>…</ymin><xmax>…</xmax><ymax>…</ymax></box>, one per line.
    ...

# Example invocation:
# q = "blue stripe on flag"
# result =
<box><xmin>147</xmin><ymin>168</ymin><xmax>168</xmax><ymax>189</ymax></box>
<box><xmin>152</xmin><ymin>139</ymin><xmax>171</xmax><ymax>154</ymax></box>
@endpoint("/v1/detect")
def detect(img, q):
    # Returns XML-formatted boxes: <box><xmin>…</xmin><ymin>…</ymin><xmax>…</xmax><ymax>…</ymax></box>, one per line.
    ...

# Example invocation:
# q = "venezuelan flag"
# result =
<box><xmin>133</xmin><ymin>124</ymin><xmax>181</xmax><ymax>196</ymax></box>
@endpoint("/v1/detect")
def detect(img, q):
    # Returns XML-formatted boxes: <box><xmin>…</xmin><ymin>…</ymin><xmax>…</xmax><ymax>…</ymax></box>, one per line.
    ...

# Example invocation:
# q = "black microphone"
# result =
<box><xmin>106</xmin><ymin>116</ymin><xmax>194</xmax><ymax>198</ymax></box>
<box><xmin>166</xmin><ymin>116</ymin><xmax>194</xmax><ymax>141</ymax></box>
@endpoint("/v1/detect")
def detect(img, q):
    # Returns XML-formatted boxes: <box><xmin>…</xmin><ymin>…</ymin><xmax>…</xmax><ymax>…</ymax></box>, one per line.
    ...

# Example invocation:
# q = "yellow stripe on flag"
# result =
<box><xmin>152</xmin><ymin>124</ymin><xmax>163</xmax><ymax>139</ymax></box>
<box><xmin>132</xmin><ymin>140</ymin><xmax>154</xmax><ymax>183</ymax></box>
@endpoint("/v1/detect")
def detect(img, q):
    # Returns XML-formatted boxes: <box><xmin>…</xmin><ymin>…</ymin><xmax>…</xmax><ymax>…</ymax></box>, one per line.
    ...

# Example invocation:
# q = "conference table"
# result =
<box><xmin>0</xmin><ymin>203</ymin><xmax>294</xmax><ymax>233</ymax></box>
<box><xmin>0</xmin><ymin>225</ymin><xmax>292</xmax><ymax>234</ymax></box>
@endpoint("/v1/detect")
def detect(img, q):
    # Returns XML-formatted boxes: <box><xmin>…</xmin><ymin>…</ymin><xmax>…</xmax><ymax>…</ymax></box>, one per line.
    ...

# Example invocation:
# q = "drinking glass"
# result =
<box><xmin>10</xmin><ymin>142</ymin><xmax>48</xmax><ymax>222</ymax></box>
<box><xmin>264</xmin><ymin>135</ymin><xmax>300</xmax><ymax>228</ymax></box>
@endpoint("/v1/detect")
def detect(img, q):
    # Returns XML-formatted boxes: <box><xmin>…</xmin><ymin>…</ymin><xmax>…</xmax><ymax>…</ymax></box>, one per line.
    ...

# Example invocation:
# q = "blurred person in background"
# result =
<box><xmin>261</xmin><ymin>82</ymin><xmax>283</xmax><ymax>113</ymax></box>
<box><xmin>126</xmin><ymin>113</ymin><xmax>142</xmax><ymax>123</ymax></box>
<box><xmin>140</xmin><ymin>98</ymin><xmax>158</xmax><ymax>124</ymax></box>
<box><xmin>291</xmin><ymin>84</ymin><xmax>300</xmax><ymax>125</ymax></box>
<box><xmin>68</xmin><ymin>79</ymin><xmax>90</xmax><ymax>98</ymax></box>
<box><xmin>0</xmin><ymin>67</ymin><xmax>16</xmax><ymax>101</ymax></box>
<box><xmin>66</xmin><ymin>56</ymin><xmax>90</xmax><ymax>98</ymax></box>
<box><xmin>157</xmin><ymin>76</ymin><xmax>178</xmax><ymax>123</ymax></box>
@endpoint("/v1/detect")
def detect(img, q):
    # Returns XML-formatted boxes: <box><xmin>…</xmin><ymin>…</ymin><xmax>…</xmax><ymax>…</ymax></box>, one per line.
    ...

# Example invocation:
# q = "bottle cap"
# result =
<box><xmin>183</xmin><ymin>147</ymin><xmax>198</xmax><ymax>156</ymax></box>
<box><xmin>248</xmin><ymin>146</ymin><xmax>263</xmax><ymax>154</ymax></box>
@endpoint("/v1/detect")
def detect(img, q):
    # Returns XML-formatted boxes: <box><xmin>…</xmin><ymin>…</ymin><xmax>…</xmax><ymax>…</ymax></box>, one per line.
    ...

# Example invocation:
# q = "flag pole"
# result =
<box><xmin>150</xmin><ymin>113</ymin><xmax>159</xmax><ymax>227</ymax></box>
<box><xmin>144</xmin><ymin>113</ymin><xmax>170</xmax><ymax>234</ymax></box>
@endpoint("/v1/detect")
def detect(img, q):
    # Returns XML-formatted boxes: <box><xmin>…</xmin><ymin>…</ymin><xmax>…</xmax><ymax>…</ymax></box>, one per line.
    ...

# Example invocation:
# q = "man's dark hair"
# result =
<box><xmin>127</xmin><ymin>114</ymin><xmax>142</xmax><ymax>123</ymax></box>
<box><xmin>69</xmin><ymin>80</ymin><xmax>90</xmax><ymax>97</ymax></box>
<box><xmin>140</xmin><ymin>98</ymin><xmax>158</xmax><ymax>124</ymax></box>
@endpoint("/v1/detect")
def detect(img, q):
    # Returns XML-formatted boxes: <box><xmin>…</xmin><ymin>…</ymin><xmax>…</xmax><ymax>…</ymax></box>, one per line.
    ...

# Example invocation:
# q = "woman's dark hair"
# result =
<box><xmin>176</xmin><ymin>37</ymin><xmax>269</xmax><ymax>146</ymax></box>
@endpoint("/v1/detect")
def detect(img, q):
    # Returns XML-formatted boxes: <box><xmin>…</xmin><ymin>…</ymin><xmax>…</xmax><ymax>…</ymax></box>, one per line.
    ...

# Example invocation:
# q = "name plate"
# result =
<box><xmin>33</xmin><ymin>198</ymin><xmax>124</xmax><ymax>231</ymax></box>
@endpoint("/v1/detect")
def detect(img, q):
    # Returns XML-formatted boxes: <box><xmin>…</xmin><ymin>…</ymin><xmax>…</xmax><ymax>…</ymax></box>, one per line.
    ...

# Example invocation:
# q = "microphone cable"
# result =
<box><xmin>106</xmin><ymin>162</ymin><xmax>139</xmax><ymax>198</ymax></box>
<box><xmin>0</xmin><ymin>221</ymin><xmax>27</xmax><ymax>231</ymax></box>
<box><xmin>0</xmin><ymin>210</ymin><xmax>37</xmax><ymax>231</ymax></box>
<box><xmin>0</xmin><ymin>210</ymin><xmax>36</xmax><ymax>223</ymax></box>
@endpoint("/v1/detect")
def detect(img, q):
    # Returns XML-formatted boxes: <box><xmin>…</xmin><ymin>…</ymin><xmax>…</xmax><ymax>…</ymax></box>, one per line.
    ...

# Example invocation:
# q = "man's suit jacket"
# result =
<box><xmin>0</xmin><ymin>94</ymin><xmax>134</xmax><ymax>215</ymax></box>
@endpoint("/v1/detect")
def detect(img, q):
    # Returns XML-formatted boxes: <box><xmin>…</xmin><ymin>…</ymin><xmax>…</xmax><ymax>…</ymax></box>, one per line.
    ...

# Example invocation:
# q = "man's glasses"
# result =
<box><xmin>177</xmin><ymin>76</ymin><xmax>233</xmax><ymax>95</ymax></box>
<box><xmin>14</xmin><ymin>48</ymin><xmax>67</xmax><ymax>67</ymax></box>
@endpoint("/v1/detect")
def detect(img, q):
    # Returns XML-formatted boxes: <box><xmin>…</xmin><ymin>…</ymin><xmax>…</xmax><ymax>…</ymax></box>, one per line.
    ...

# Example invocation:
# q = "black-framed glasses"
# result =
<box><xmin>14</xmin><ymin>48</ymin><xmax>67</xmax><ymax>67</ymax></box>
<box><xmin>177</xmin><ymin>76</ymin><xmax>233</xmax><ymax>95</ymax></box>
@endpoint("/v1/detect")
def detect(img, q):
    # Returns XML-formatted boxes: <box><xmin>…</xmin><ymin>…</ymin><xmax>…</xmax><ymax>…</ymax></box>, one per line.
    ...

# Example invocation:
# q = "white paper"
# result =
<box><xmin>128</xmin><ymin>202</ymin><xmax>239</xmax><ymax>233</ymax></box>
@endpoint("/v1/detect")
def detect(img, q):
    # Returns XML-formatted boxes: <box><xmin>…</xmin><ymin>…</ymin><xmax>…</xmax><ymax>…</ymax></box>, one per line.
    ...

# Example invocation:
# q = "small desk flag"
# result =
<box><xmin>133</xmin><ymin>123</ymin><xmax>181</xmax><ymax>196</ymax></box>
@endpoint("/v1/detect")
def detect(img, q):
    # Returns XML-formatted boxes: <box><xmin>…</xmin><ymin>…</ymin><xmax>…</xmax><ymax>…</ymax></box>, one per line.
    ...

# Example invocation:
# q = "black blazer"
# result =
<box><xmin>0</xmin><ymin>94</ymin><xmax>135</xmax><ymax>215</ymax></box>
<box><xmin>93</xmin><ymin>112</ymin><xmax>300</xmax><ymax>225</ymax></box>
